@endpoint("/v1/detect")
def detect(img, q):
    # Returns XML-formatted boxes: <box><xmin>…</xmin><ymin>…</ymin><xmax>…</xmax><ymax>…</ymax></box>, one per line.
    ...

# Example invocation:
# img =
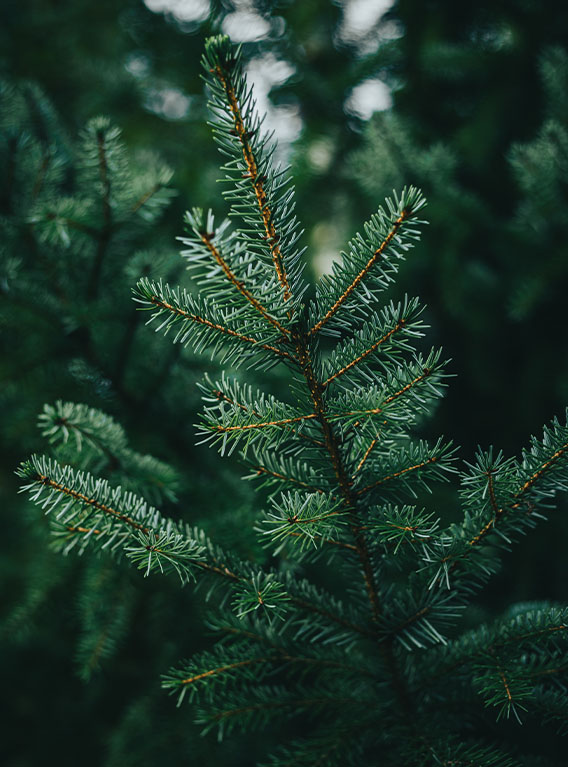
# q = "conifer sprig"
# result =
<box><xmin>17</xmin><ymin>34</ymin><xmax>568</xmax><ymax>765</ymax></box>
<box><xmin>201</xmin><ymin>35</ymin><xmax>306</xmax><ymax>308</ymax></box>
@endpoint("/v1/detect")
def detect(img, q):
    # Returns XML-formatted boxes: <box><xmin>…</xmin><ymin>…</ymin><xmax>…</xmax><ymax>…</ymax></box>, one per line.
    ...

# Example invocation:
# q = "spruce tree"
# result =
<box><xmin>1</xmin><ymin>78</ymin><xmax>257</xmax><ymax>765</ymax></box>
<box><xmin>18</xmin><ymin>36</ymin><xmax>568</xmax><ymax>765</ymax></box>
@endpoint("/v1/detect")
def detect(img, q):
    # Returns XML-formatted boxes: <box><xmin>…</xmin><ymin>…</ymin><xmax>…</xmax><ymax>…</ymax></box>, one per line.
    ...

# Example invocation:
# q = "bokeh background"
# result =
<box><xmin>2</xmin><ymin>1</ymin><xmax>568</xmax><ymax>764</ymax></box>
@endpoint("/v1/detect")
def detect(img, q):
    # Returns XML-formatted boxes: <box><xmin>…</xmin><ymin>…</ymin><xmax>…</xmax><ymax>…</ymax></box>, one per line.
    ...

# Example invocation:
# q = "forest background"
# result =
<box><xmin>2</xmin><ymin>1</ymin><xmax>568</xmax><ymax>764</ymax></box>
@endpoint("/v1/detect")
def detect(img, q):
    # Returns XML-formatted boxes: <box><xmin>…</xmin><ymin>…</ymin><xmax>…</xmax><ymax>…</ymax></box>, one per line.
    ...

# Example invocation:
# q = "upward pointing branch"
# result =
<box><xmin>199</xmin><ymin>230</ymin><xmax>290</xmax><ymax>337</ymax></box>
<box><xmin>212</xmin><ymin>64</ymin><xmax>292</xmax><ymax>302</ymax></box>
<box><xmin>467</xmin><ymin>440</ymin><xmax>568</xmax><ymax>549</ymax></box>
<box><xmin>309</xmin><ymin>212</ymin><xmax>410</xmax><ymax>336</ymax></box>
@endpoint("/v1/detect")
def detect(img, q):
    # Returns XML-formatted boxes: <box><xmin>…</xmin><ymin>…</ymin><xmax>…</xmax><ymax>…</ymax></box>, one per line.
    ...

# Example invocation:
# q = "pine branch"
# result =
<box><xmin>353</xmin><ymin>436</ymin><xmax>379</xmax><ymax>476</ymax></box>
<box><xmin>131</xmin><ymin>182</ymin><xmax>164</xmax><ymax>213</ymax></box>
<box><xmin>15</xmin><ymin>35</ymin><xmax>568</xmax><ymax>763</ymax></box>
<box><xmin>259</xmin><ymin>492</ymin><xmax>347</xmax><ymax>552</ymax></box>
<box><xmin>308</xmin><ymin>188</ymin><xmax>426</xmax><ymax>337</ymax></box>
<box><xmin>208</xmin><ymin>58</ymin><xmax>291</xmax><ymax>300</ymax></box>
<box><xmin>253</xmin><ymin>465</ymin><xmax>328</xmax><ymax>495</ymax></box>
<box><xmin>357</xmin><ymin>455</ymin><xmax>440</xmax><ymax>496</ymax></box>
<box><xmin>212</xmin><ymin>413</ymin><xmax>317</xmax><ymax>432</ymax></box>
<box><xmin>18</xmin><ymin>456</ymin><xmax>370</xmax><ymax>640</ymax></box>
<box><xmin>211</xmin><ymin>387</ymin><xmax>324</xmax><ymax>448</ymax></box>
<box><xmin>43</xmin><ymin>211</ymin><xmax>98</xmax><ymax>237</ymax></box>
<box><xmin>427</xmin><ymin>418</ymin><xmax>568</xmax><ymax>586</ymax></box>
<box><xmin>197</xmin><ymin>226</ymin><xmax>290</xmax><ymax>336</ymax></box>
<box><xmin>39</xmin><ymin>401</ymin><xmax>179</xmax><ymax>503</ymax></box>
<box><xmin>310</xmin><ymin>212</ymin><xmax>410</xmax><ymax>336</ymax></box>
<box><xmin>135</xmin><ymin>278</ymin><xmax>293</xmax><ymax>363</ymax></box>
<box><xmin>321</xmin><ymin>321</ymin><xmax>405</xmax><ymax>388</ymax></box>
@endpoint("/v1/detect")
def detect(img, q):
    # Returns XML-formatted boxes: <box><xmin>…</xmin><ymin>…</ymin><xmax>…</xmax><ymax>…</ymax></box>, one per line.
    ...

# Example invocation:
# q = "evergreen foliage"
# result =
<box><xmin>16</xmin><ymin>36</ymin><xmax>568</xmax><ymax>765</ymax></box>
<box><xmin>0</xmin><ymin>76</ymin><xmax>256</xmax><ymax>765</ymax></box>
<box><xmin>348</xmin><ymin>9</ymin><xmax>568</xmax><ymax>461</ymax></box>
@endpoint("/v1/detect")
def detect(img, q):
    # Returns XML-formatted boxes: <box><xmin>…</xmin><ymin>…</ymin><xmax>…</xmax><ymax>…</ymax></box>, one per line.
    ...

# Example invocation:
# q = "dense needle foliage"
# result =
<box><xmin>16</xmin><ymin>36</ymin><xmax>568</xmax><ymax>765</ymax></box>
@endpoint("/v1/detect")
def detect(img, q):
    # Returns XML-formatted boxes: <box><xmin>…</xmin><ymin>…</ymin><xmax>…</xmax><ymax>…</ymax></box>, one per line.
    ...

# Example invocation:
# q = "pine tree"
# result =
<box><xmin>1</xmin><ymin>78</ymin><xmax>259</xmax><ymax>765</ymax></box>
<box><xmin>17</xmin><ymin>36</ymin><xmax>568</xmax><ymax>765</ymax></box>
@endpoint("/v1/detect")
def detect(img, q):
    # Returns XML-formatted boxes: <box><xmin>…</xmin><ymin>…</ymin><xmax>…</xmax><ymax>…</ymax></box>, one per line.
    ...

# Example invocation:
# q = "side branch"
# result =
<box><xmin>357</xmin><ymin>456</ymin><xmax>439</xmax><ymax>496</ymax></box>
<box><xmin>44</xmin><ymin>212</ymin><xmax>98</xmax><ymax>238</ymax></box>
<box><xmin>213</xmin><ymin>66</ymin><xmax>292</xmax><ymax>301</ymax></box>
<box><xmin>467</xmin><ymin>441</ymin><xmax>568</xmax><ymax>549</ymax></box>
<box><xmin>131</xmin><ymin>183</ymin><xmax>163</xmax><ymax>213</ymax></box>
<box><xmin>353</xmin><ymin>437</ymin><xmax>379</xmax><ymax>477</ymax></box>
<box><xmin>517</xmin><ymin>442</ymin><xmax>568</xmax><ymax>496</ymax></box>
<box><xmin>322</xmin><ymin>323</ymin><xmax>403</xmax><ymax>388</ymax></box>
<box><xmin>331</xmin><ymin>368</ymin><xmax>432</xmax><ymax>420</ymax></box>
<box><xmin>200</xmin><ymin>231</ymin><xmax>290</xmax><ymax>336</ymax></box>
<box><xmin>36</xmin><ymin>474</ymin><xmax>148</xmax><ymax>532</ymax></box>
<box><xmin>212</xmin><ymin>389</ymin><xmax>323</xmax><ymax>446</ymax></box>
<box><xmin>383</xmin><ymin>368</ymin><xmax>432</xmax><ymax>405</ymax></box>
<box><xmin>146</xmin><ymin>295</ymin><xmax>292</xmax><ymax>360</ymax></box>
<box><xmin>255</xmin><ymin>466</ymin><xmax>327</xmax><ymax>494</ymax></box>
<box><xmin>467</xmin><ymin>471</ymin><xmax>501</xmax><ymax>546</ymax></box>
<box><xmin>212</xmin><ymin>413</ymin><xmax>317</xmax><ymax>433</ymax></box>
<box><xmin>180</xmin><ymin>657</ymin><xmax>270</xmax><ymax>686</ymax></box>
<box><xmin>309</xmin><ymin>212</ymin><xmax>409</xmax><ymax>336</ymax></box>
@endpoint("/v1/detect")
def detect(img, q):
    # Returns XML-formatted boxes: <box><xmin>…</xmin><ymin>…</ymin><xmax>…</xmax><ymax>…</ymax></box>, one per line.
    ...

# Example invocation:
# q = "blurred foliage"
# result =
<box><xmin>2</xmin><ymin>0</ymin><xmax>568</xmax><ymax>764</ymax></box>
<box><xmin>351</xmin><ymin>0</ymin><xmax>568</xmax><ymax>454</ymax></box>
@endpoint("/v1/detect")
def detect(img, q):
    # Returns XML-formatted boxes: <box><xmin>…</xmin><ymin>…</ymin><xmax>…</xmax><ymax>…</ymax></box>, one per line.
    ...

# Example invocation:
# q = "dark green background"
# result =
<box><xmin>2</xmin><ymin>1</ymin><xmax>568</xmax><ymax>764</ymax></box>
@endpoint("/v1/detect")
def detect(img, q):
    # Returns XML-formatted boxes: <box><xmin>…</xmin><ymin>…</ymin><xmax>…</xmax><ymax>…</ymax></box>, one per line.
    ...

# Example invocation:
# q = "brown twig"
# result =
<box><xmin>200</xmin><ymin>231</ymin><xmax>290</xmax><ymax>336</ymax></box>
<box><xmin>37</xmin><ymin>474</ymin><xmax>147</xmax><ymax>532</ymax></box>
<box><xmin>147</xmin><ymin>295</ymin><xmax>293</xmax><ymax>360</ymax></box>
<box><xmin>213</xmin><ymin>65</ymin><xmax>292</xmax><ymax>301</ymax></box>
<box><xmin>212</xmin><ymin>413</ymin><xmax>317</xmax><ymax>433</ymax></box>
<box><xmin>322</xmin><ymin>322</ymin><xmax>404</xmax><ymax>388</ymax></box>
<box><xmin>356</xmin><ymin>456</ymin><xmax>439</xmax><ymax>496</ymax></box>
<box><xmin>309</xmin><ymin>212</ymin><xmax>410</xmax><ymax>336</ymax></box>
<box><xmin>255</xmin><ymin>465</ymin><xmax>327</xmax><ymax>493</ymax></box>
<box><xmin>467</xmin><ymin>441</ymin><xmax>568</xmax><ymax>549</ymax></box>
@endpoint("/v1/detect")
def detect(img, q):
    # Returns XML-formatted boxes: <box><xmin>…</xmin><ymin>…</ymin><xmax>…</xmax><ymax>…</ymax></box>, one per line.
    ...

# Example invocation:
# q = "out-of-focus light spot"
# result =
<box><xmin>143</xmin><ymin>0</ymin><xmax>210</xmax><ymax>23</ymax></box>
<box><xmin>340</xmin><ymin>0</ymin><xmax>393</xmax><ymax>40</ymax></box>
<box><xmin>222</xmin><ymin>11</ymin><xmax>271</xmax><ymax>42</ymax></box>
<box><xmin>470</xmin><ymin>22</ymin><xmax>514</xmax><ymax>51</ymax></box>
<box><xmin>311</xmin><ymin>220</ymin><xmax>345</xmax><ymax>277</ymax></box>
<box><xmin>145</xmin><ymin>87</ymin><xmax>192</xmax><ymax>120</ymax></box>
<box><xmin>345</xmin><ymin>78</ymin><xmax>392</xmax><ymax>120</ymax></box>
<box><xmin>221</xmin><ymin>0</ymin><xmax>271</xmax><ymax>43</ymax></box>
<box><xmin>245</xmin><ymin>55</ymin><xmax>301</xmax><ymax>155</ymax></box>
<box><xmin>125</xmin><ymin>53</ymin><xmax>151</xmax><ymax>78</ymax></box>
<box><xmin>338</xmin><ymin>0</ymin><xmax>394</xmax><ymax>47</ymax></box>
<box><xmin>270</xmin><ymin>105</ymin><xmax>302</xmax><ymax>147</ymax></box>
<box><xmin>308</xmin><ymin>138</ymin><xmax>334</xmax><ymax>172</ymax></box>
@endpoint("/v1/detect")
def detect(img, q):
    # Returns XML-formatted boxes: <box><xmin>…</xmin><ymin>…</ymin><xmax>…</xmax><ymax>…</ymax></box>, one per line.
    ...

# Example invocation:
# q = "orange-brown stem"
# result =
<box><xmin>255</xmin><ymin>465</ymin><xmax>327</xmax><ymax>494</ymax></box>
<box><xmin>37</xmin><ymin>474</ymin><xmax>148</xmax><ymax>532</ymax></box>
<box><xmin>200</xmin><ymin>231</ymin><xmax>290</xmax><ymax>336</ymax></box>
<box><xmin>467</xmin><ymin>442</ymin><xmax>568</xmax><ymax>549</ymax></box>
<box><xmin>322</xmin><ymin>322</ymin><xmax>403</xmax><ymax>388</ymax></box>
<box><xmin>213</xmin><ymin>413</ymin><xmax>317</xmax><ymax>432</ymax></box>
<box><xmin>147</xmin><ymin>295</ymin><xmax>292</xmax><ymax>360</ymax></box>
<box><xmin>309</xmin><ymin>212</ymin><xmax>409</xmax><ymax>336</ymax></box>
<box><xmin>357</xmin><ymin>457</ymin><xmax>439</xmax><ymax>496</ymax></box>
<box><xmin>213</xmin><ymin>65</ymin><xmax>292</xmax><ymax>301</ymax></box>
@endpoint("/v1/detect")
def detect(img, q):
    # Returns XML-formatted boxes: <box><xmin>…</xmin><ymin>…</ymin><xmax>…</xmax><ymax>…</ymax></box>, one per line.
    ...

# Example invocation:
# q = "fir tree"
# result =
<box><xmin>18</xmin><ymin>36</ymin><xmax>568</xmax><ymax>765</ymax></box>
<box><xmin>1</xmin><ymin>78</ymin><xmax>257</xmax><ymax>765</ymax></box>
